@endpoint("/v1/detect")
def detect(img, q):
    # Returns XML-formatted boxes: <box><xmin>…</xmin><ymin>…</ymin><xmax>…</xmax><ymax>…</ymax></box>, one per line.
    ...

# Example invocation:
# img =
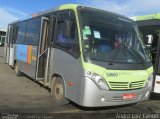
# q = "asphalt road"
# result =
<box><xmin>0</xmin><ymin>47</ymin><xmax>160</xmax><ymax>119</ymax></box>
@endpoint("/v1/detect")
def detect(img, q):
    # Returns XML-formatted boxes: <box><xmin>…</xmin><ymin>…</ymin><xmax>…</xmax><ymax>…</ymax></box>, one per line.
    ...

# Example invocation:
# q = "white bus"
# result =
<box><xmin>0</xmin><ymin>35</ymin><xmax>6</xmax><ymax>46</ymax></box>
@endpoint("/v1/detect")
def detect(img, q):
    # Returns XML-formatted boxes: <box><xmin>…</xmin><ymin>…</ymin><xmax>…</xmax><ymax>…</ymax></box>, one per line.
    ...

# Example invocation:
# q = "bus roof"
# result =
<box><xmin>131</xmin><ymin>13</ymin><xmax>160</xmax><ymax>27</ymax></box>
<box><xmin>133</xmin><ymin>13</ymin><xmax>160</xmax><ymax>21</ymax></box>
<box><xmin>32</xmin><ymin>4</ymin><xmax>79</xmax><ymax>17</ymax></box>
<box><xmin>9</xmin><ymin>4</ymin><xmax>133</xmax><ymax>24</ymax></box>
<box><xmin>0</xmin><ymin>27</ymin><xmax>7</xmax><ymax>32</ymax></box>
<box><xmin>8</xmin><ymin>4</ymin><xmax>79</xmax><ymax>25</ymax></box>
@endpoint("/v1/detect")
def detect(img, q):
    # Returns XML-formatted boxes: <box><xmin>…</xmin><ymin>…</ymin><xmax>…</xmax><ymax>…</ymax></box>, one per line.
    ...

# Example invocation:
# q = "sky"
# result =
<box><xmin>1</xmin><ymin>0</ymin><xmax>160</xmax><ymax>30</ymax></box>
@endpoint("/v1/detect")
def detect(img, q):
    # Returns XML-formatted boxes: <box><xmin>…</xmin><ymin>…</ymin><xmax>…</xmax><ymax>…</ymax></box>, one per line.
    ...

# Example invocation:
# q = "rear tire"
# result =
<box><xmin>14</xmin><ymin>62</ymin><xmax>22</xmax><ymax>76</ymax></box>
<box><xmin>51</xmin><ymin>77</ymin><xmax>69</xmax><ymax>105</ymax></box>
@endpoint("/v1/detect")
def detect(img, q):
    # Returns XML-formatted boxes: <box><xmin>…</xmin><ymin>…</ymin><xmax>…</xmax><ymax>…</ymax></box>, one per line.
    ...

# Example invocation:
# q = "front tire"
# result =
<box><xmin>51</xmin><ymin>77</ymin><xmax>69</xmax><ymax>105</ymax></box>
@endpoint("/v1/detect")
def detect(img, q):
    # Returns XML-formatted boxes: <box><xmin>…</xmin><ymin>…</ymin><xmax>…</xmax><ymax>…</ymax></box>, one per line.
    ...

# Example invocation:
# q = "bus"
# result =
<box><xmin>133</xmin><ymin>14</ymin><xmax>160</xmax><ymax>94</ymax></box>
<box><xmin>0</xmin><ymin>36</ymin><xmax>6</xmax><ymax>46</ymax></box>
<box><xmin>0</xmin><ymin>29</ymin><xmax>6</xmax><ymax>47</ymax></box>
<box><xmin>4</xmin><ymin>4</ymin><xmax>153</xmax><ymax>107</ymax></box>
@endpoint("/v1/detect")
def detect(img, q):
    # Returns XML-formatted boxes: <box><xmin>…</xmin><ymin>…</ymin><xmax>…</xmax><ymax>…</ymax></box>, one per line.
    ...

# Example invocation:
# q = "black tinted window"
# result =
<box><xmin>55</xmin><ymin>11</ymin><xmax>79</xmax><ymax>57</ymax></box>
<box><xmin>25</xmin><ymin>18</ymin><xmax>41</xmax><ymax>45</ymax></box>
<box><xmin>16</xmin><ymin>21</ymin><xmax>27</xmax><ymax>44</ymax></box>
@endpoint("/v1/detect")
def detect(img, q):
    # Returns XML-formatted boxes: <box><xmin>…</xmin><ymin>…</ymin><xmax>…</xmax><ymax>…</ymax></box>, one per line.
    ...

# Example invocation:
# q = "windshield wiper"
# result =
<box><xmin>108</xmin><ymin>43</ymin><xmax>145</xmax><ymax>66</ymax></box>
<box><xmin>85</xmin><ymin>54</ymin><xmax>108</xmax><ymax>62</ymax></box>
<box><xmin>108</xmin><ymin>49</ymin><xmax>120</xmax><ymax>65</ymax></box>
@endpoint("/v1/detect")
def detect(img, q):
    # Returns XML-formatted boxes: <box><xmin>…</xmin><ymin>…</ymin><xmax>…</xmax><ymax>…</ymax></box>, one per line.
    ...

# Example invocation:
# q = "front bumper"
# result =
<box><xmin>80</xmin><ymin>77</ymin><xmax>151</xmax><ymax>107</ymax></box>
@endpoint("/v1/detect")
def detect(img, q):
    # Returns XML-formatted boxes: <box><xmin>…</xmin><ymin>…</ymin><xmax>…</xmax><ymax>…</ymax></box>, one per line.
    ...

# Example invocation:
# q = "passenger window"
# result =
<box><xmin>16</xmin><ymin>21</ymin><xmax>27</xmax><ymax>44</ymax></box>
<box><xmin>25</xmin><ymin>18</ymin><xmax>41</xmax><ymax>45</ymax></box>
<box><xmin>55</xmin><ymin>11</ymin><xmax>79</xmax><ymax>57</ymax></box>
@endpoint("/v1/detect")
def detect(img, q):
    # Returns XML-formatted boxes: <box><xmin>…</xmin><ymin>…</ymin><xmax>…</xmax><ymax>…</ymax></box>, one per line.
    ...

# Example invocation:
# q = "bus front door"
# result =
<box><xmin>153</xmin><ymin>32</ymin><xmax>160</xmax><ymax>93</ymax></box>
<box><xmin>36</xmin><ymin>17</ymin><xmax>49</xmax><ymax>81</ymax></box>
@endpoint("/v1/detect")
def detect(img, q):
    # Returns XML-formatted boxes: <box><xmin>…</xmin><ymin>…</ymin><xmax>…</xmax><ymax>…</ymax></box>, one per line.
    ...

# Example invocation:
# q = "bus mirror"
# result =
<box><xmin>63</xmin><ymin>20</ymin><xmax>76</xmax><ymax>39</ymax></box>
<box><xmin>145</xmin><ymin>35</ymin><xmax>152</xmax><ymax>44</ymax></box>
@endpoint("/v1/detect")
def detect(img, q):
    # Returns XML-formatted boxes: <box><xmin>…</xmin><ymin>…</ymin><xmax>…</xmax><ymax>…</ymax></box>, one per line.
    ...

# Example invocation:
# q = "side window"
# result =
<box><xmin>12</xmin><ymin>25</ymin><xmax>18</xmax><ymax>44</ymax></box>
<box><xmin>25</xmin><ymin>18</ymin><xmax>41</xmax><ymax>45</ymax></box>
<box><xmin>55</xmin><ymin>11</ymin><xmax>79</xmax><ymax>57</ymax></box>
<box><xmin>16</xmin><ymin>21</ymin><xmax>27</xmax><ymax>44</ymax></box>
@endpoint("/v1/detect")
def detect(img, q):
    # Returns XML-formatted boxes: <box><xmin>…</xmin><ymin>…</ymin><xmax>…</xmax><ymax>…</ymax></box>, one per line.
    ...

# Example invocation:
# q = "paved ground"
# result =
<box><xmin>0</xmin><ymin>47</ymin><xmax>160</xmax><ymax>118</ymax></box>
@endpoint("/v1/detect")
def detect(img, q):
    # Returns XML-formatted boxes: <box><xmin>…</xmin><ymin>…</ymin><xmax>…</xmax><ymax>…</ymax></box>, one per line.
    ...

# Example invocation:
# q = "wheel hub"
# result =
<box><xmin>55</xmin><ymin>83</ymin><xmax>63</xmax><ymax>100</ymax></box>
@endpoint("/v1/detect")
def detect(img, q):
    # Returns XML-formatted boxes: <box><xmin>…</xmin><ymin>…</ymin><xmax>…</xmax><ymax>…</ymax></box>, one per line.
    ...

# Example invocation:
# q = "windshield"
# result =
<box><xmin>79</xmin><ymin>8</ymin><xmax>150</xmax><ymax>64</ymax></box>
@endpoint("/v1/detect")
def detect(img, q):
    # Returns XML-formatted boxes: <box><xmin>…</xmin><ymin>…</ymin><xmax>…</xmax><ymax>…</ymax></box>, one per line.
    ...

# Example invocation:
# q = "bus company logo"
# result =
<box><xmin>128</xmin><ymin>82</ymin><xmax>133</xmax><ymax>88</ymax></box>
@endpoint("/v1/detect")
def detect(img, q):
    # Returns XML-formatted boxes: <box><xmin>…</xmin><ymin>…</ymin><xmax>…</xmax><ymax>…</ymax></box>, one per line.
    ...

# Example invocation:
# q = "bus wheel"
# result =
<box><xmin>14</xmin><ymin>62</ymin><xmax>22</xmax><ymax>76</ymax></box>
<box><xmin>51</xmin><ymin>77</ymin><xmax>69</xmax><ymax>105</ymax></box>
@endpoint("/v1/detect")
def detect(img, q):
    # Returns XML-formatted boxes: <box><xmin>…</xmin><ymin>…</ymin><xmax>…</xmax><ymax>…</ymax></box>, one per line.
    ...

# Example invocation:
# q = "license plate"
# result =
<box><xmin>122</xmin><ymin>93</ymin><xmax>136</xmax><ymax>100</ymax></box>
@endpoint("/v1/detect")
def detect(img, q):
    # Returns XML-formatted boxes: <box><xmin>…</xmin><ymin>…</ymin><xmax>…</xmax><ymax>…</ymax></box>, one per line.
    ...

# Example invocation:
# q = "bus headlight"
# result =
<box><xmin>145</xmin><ymin>74</ymin><xmax>153</xmax><ymax>88</ymax></box>
<box><xmin>85</xmin><ymin>71</ymin><xmax>109</xmax><ymax>90</ymax></box>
